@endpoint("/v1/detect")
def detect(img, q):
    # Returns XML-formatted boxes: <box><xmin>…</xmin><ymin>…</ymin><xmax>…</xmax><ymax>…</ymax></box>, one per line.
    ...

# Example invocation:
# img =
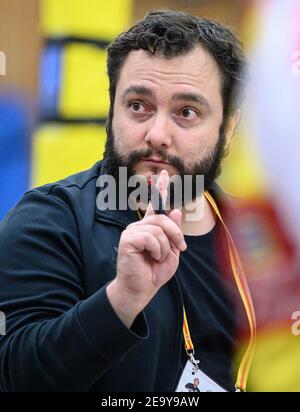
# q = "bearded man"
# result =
<box><xmin>0</xmin><ymin>10</ymin><xmax>248</xmax><ymax>392</ymax></box>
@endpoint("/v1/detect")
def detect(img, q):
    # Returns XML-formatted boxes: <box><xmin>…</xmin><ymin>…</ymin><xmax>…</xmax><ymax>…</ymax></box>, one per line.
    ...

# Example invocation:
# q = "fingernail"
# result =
<box><xmin>181</xmin><ymin>240</ymin><xmax>187</xmax><ymax>250</ymax></box>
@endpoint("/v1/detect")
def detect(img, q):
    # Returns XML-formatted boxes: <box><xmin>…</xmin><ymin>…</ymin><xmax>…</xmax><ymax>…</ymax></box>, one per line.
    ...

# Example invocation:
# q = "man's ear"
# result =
<box><xmin>225</xmin><ymin>109</ymin><xmax>241</xmax><ymax>149</ymax></box>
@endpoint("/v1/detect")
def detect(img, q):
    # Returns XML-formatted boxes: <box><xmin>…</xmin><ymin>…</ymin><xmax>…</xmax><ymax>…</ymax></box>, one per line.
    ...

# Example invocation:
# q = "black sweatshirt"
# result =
<box><xmin>0</xmin><ymin>160</ymin><xmax>237</xmax><ymax>392</ymax></box>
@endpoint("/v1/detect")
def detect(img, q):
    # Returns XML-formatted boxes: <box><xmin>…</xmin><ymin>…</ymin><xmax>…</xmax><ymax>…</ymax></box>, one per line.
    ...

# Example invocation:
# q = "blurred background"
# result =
<box><xmin>1</xmin><ymin>0</ymin><xmax>300</xmax><ymax>391</ymax></box>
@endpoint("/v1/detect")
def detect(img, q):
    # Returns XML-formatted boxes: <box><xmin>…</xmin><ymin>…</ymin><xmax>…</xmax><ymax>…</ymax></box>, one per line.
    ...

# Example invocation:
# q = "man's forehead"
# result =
<box><xmin>121</xmin><ymin>47</ymin><xmax>218</xmax><ymax>74</ymax></box>
<box><xmin>116</xmin><ymin>47</ymin><xmax>222</xmax><ymax>96</ymax></box>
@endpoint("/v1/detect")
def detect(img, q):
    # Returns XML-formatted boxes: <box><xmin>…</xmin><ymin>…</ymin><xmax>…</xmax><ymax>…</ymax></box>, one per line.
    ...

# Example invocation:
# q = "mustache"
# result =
<box><xmin>104</xmin><ymin>122</ymin><xmax>184</xmax><ymax>173</ymax></box>
<box><xmin>119</xmin><ymin>147</ymin><xmax>185</xmax><ymax>172</ymax></box>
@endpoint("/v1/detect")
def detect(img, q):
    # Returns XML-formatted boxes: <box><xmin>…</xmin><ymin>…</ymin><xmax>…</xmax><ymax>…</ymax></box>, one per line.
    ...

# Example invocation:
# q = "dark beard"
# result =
<box><xmin>103</xmin><ymin>119</ymin><xmax>227</xmax><ymax>207</ymax></box>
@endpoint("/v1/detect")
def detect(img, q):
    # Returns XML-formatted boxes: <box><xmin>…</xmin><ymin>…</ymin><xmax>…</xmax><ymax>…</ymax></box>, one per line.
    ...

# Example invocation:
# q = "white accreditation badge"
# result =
<box><xmin>176</xmin><ymin>356</ymin><xmax>227</xmax><ymax>392</ymax></box>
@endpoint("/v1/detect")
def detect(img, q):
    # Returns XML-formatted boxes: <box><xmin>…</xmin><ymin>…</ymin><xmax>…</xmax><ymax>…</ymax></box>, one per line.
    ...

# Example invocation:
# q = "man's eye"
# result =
<box><xmin>179</xmin><ymin>108</ymin><xmax>198</xmax><ymax>119</ymax></box>
<box><xmin>130</xmin><ymin>102</ymin><xmax>146</xmax><ymax>113</ymax></box>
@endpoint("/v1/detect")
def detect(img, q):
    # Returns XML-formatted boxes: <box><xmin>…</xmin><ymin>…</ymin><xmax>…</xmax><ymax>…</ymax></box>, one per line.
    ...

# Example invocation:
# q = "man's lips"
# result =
<box><xmin>141</xmin><ymin>158</ymin><xmax>171</xmax><ymax>165</ymax></box>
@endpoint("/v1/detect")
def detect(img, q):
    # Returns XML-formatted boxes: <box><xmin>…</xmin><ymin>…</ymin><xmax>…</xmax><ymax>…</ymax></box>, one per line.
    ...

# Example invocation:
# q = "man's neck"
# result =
<box><xmin>181</xmin><ymin>194</ymin><xmax>216</xmax><ymax>236</ymax></box>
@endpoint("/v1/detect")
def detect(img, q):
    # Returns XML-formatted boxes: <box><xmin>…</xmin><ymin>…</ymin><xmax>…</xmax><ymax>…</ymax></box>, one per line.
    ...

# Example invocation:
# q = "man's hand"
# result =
<box><xmin>106</xmin><ymin>170</ymin><xmax>187</xmax><ymax>328</ymax></box>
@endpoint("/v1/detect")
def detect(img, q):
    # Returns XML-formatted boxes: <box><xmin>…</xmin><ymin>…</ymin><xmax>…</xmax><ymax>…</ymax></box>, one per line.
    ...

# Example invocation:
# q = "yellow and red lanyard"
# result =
<box><xmin>183</xmin><ymin>191</ymin><xmax>257</xmax><ymax>392</ymax></box>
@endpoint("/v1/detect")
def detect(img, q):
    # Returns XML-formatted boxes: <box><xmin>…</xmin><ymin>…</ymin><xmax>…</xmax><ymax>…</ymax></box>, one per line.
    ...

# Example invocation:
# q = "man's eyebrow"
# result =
<box><xmin>122</xmin><ymin>87</ymin><xmax>211</xmax><ymax>111</ymax></box>
<box><xmin>122</xmin><ymin>86</ymin><xmax>154</xmax><ymax>102</ymax></box>
<box><xmin>173</xmin><ymin>93</ymin><xmax>211</xmax><ymax>111</ymax></box>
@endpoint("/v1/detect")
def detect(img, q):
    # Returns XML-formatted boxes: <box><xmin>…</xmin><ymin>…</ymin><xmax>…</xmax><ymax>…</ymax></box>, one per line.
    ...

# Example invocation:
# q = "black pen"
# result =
<box><xmin>147</xmin><ymin>178</ymin><xmax>168</xmax><ymax>216</ymax></box>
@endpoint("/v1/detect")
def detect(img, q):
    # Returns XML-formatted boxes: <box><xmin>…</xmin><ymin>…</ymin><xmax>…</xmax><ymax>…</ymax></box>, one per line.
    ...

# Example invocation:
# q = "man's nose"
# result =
<box><xmin>144</xmin><ymin>113</ymin><xmax>172</xmax><ymax>149</ymax></box>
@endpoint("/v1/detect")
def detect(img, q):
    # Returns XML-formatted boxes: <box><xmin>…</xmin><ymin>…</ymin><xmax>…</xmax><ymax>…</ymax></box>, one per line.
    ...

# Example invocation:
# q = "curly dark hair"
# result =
<box><xmin>106</xmin><ymin>9</ymin><xmax>248</xmax><ymax>127</ymax></box>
